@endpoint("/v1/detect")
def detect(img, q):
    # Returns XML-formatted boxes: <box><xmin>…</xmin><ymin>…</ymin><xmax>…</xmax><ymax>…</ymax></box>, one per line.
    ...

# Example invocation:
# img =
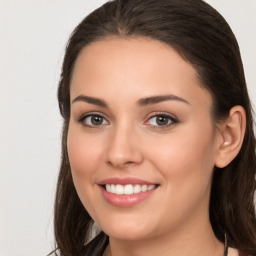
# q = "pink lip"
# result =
<box><xmin>98</xmin><ymin>177</ymin><xmax>159</xmax><ymax>207</ymax></box>
<box><xmin>98</xmin><ymin>177</ymin><xmax>155</xmax><ymax>185</ymax></box>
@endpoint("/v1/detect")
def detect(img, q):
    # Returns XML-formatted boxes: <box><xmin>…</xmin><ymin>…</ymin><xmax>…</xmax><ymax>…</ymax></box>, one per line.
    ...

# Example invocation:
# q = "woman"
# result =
<box><xmin>51</xmin><ymin>0</ymin><xmax>256</xmax><ymax>255</ymax></box>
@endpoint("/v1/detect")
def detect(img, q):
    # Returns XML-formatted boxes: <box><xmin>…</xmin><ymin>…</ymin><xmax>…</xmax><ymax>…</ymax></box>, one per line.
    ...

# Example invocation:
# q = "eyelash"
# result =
<box><xmin>145</xmin><ymin>112</ymin><xmax>178</xmax><ymax>129</ymax></box>
<box><xmin>78</xmin><ymin>112</ymin><xmax>178</xmax><ymax>129</ymax></box>
<box><xmin>78</xmin><ymin>112</ymin><xmax>109</xmax><ymax>128</ymax></box>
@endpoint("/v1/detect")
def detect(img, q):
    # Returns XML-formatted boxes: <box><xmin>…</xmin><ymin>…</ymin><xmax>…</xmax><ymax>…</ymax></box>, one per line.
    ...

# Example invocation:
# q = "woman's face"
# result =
<box><xmin>68</xmin><ymin>38</ymin><xmax>221</xmax><ymax>241</ymax></box>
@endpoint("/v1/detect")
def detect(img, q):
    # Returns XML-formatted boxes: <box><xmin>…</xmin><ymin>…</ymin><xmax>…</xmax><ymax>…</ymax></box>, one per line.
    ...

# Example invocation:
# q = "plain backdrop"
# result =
<box><xmin>0</xmin><ymin>1</ymin><xmax>255</xmax><ymax>255</ymax></box>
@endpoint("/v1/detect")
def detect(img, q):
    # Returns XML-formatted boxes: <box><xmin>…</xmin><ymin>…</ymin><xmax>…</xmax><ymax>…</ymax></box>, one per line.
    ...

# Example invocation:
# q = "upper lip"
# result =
<box><xmin>98</xmin><ymin>177</ymin><xmax>157</xmax><ymax>185</ymax></box>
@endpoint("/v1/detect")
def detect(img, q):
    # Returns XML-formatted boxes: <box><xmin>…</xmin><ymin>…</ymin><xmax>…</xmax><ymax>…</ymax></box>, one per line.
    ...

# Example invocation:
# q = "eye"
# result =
<box><xmin>79</xmin><ymin>114</ymin><xmax>109</xmax><ymax>127</ymax></box>
<box><xmin>146</xmin><ymin>114</ymin><xmax>178</xmax><ymax>127</ymax></box>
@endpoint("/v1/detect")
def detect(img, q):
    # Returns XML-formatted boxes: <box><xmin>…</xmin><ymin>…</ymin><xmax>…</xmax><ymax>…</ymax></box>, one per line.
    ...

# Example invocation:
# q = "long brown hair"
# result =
<box><xmin>53</xmin><ymin>0</ymin><xmax>256</xmax><ymax>255</ymax></box>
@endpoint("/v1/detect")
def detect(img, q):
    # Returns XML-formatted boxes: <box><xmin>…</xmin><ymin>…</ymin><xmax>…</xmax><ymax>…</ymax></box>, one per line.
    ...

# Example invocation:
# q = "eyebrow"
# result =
<box><xmin>72</xmin><ymin>95</ymin><xmax>108</xmax><ymax>107</ymax></box>
<box><xmin>137</xmin><ymin>95</ymin><xmax>190</xmax><ymax>106</ymax></box>
<box><xmin>71</xmin><ymin>94</ymin><xmax>190</xmax><ymax>107</ymax></box>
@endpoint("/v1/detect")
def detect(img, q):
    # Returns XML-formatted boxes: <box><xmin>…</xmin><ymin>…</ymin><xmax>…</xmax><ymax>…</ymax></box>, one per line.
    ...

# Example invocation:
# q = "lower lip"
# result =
<box><xmin>99</xmin><ymin>186</ymin><xmax>157</xmax><ymax>207</ymax></box>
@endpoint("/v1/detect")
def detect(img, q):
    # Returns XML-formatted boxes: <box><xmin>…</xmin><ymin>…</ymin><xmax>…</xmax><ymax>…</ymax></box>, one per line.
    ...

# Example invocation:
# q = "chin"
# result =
<box><xmin>100</xmin><ymin>220</ymin><xmax>155</xmax><ymax>241</ymax></box>
<box><xmin>105</xmin><ymin>229</ymin><xmax>150</xmax><ymax>241</ymax></box>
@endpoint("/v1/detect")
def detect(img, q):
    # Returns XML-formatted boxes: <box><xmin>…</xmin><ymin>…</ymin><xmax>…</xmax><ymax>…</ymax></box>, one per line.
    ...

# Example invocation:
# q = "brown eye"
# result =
<box><xmin>90</xmin><ymin>115</ymin><xmax>104</xmax><ymax>125</ymax></box>
<box><xmin>147</xmin><ymin>114</ymin><xmax>178</xmax><ymax>127</ymax></box>
<box><xmin>155</xmin><ymin>116</ymin><xmax>169</xmax><ymax>126</ymax></box>
<box><xmin>80</xmin><ymin>114</ymin><xmax>108</xmax><ymax>127</ymax></box>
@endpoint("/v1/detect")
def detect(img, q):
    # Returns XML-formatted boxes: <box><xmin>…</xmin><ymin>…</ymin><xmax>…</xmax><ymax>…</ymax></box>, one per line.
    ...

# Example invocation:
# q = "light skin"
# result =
<box><xmin>67</xmin><ymin>38</ymin><xmax>245</xmax><ymax>256</ymax></box>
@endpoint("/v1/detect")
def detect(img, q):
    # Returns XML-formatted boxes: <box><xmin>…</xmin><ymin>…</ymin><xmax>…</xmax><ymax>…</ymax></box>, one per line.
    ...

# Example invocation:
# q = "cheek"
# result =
<box><xmin>151</xmin><ymin>134</ymin><xmax>214</xmax><ymax>171</ymax></box>
<box><xmin>67</xmin><ymin>126</ymin><xmax>103</xmax><ymax>181</ymax></box>
<box><xmin>67</xmin><ymin>126</ymin><xmax>105</xmax><ymax>217</ymax></box>
<box><xmin>144</xmin><ymin>127</ymin><xmax>216</xmax><ymax>229</ymax></box>
<box><xmin>147</xmin><ymin>123</ymin><xmax>216</xmax><ymax>199</ymax></box>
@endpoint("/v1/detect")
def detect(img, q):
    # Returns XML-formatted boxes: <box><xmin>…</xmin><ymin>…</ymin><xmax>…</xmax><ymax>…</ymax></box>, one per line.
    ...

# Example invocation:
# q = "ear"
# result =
<box><xmin>214</xmin><ymin>106</ymin><xmax>246</xmax><ymax>168</ymax></box>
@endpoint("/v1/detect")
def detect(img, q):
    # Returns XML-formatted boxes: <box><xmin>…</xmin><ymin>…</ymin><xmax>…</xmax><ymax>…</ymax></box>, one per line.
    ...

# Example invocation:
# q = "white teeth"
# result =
<box><xmin>110</xmin><ymin>184</ymin><xmax>116</xmax><ymax>193</ymax></box>
<box><xmin>106</xmin><ymin>184</ymin><xmax>111</xmax><ymax>192</ymax></box>
<box><xmin>124</xmin><ymin>184</ymin><xmax>133</xmax><ymax>195</ymax></box>
<box><xmin>141</xmin><ymin>185</ymin><xmax>147</xmax><ymax>192</ymax></box>
<box><xmin>147</xmin><ymin>185</ymin><xmax>155</xmax><ymax>191</ymax></box>
<box><xmin>105</xmin><ymin>184</ymin><xmax>157</xmax><ymax>195</ymax></box>
<box><xmin>115</xmin><ymin>184</ymin><xmax>124</xmax><ymax>195</ymax></box>
<box><xmin>133</xmin><ymin>184</ymin><xmax>142</xmax><ymax>194</ymax></box>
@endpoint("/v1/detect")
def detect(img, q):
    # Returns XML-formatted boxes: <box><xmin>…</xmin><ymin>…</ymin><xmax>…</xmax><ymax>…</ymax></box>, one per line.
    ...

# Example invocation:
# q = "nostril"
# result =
<box><xmin>106</xmin><ymin>159</ymin><xmax>138</xmax><ymax>168</ymax></box>
<box><xmin>123</xmin><ymin>161</ymin><xmax>136</xmax><ymax>165</ymax></box>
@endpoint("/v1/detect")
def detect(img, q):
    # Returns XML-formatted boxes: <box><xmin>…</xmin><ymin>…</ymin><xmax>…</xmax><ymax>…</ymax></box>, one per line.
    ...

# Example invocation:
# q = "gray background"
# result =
<box><xmin>0</xmin><ymin>0</ymin><xmax>255</xmax><ymax>255</ymax></box>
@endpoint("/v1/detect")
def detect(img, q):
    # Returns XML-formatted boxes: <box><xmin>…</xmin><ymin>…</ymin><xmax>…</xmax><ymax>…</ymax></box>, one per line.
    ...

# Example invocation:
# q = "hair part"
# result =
<box><xmin>55</xmin><ymin>0</ymin><xmax>256</xmax><ymax>255</ymax></box>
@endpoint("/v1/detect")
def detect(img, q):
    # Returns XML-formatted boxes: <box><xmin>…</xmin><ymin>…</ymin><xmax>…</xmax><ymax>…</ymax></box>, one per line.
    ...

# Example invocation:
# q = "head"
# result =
<box><xmin>54</xmin><ymin>0</ymin><xmax>256</xmax><ymax>255</ymax></box>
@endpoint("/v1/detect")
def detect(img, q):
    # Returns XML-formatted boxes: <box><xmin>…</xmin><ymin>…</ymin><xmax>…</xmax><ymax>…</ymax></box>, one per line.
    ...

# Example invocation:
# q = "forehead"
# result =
<box><xmin>70</xmin><ymin>37</ymin><xmax>212</xmax><ymax>109</ymax></box>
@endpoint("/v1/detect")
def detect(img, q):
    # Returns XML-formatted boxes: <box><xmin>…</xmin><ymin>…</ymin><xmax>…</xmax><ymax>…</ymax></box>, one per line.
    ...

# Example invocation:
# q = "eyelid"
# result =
<box><xmin>76</xmin><ymin>111</ymin><xmax>178</xmax><ymax>129</ymax></box>
<box><xmin>78</xmin><ymin>112</ymin><xmax>110</xmax><ymax>127</ymax></box>
<box><xmin>144</xmin><ymin>112</ymin><xmax>179</xmax><ymax>128</ymax></box>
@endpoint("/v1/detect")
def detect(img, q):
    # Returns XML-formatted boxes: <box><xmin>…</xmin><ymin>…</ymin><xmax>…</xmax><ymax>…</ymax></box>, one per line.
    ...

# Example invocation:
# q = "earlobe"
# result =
<box><xmin>215</xmin><ymin>106</ymin><xmax>246</xmax><ymax>168</ymax></box>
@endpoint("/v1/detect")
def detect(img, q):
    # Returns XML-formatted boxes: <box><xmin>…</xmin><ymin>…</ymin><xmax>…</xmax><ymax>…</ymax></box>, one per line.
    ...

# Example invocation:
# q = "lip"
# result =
<box><xmin>98</xmin><ymin>177</ymin><xmax>159</xmax><ymax>207</ymax></box>
<box><xmin>98</xmin><ymin>177</ymin><xmax>156</xmax><ymax>185</ymax></box>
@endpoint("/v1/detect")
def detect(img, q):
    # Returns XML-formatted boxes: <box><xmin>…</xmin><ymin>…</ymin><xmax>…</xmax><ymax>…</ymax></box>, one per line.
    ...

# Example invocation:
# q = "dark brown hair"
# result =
<box><xmin>53</xmin><ymin>0</ymin><xmax>256</xmax><ymax>255</ymax></box>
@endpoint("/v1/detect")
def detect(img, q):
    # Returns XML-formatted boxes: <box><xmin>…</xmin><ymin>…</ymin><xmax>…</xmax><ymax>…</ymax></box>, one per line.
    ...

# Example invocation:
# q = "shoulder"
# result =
<box><xmin>228</xmin><ymin>247</ymin><xmax>239</xmax><ymax>256</ymax></box>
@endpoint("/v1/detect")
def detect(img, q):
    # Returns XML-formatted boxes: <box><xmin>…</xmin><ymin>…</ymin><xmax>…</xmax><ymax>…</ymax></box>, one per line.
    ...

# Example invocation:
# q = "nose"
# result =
<box><xmin>104</xmin><ymin>123</ymin><xmax>144</xmax><ymax>169</ymax></box>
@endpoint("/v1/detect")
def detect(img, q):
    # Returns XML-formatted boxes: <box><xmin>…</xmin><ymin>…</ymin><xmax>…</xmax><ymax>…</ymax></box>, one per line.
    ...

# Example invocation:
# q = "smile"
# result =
<box><xmin>98</xmin><ymin>178</ymin><xmax>159</xmax><ymax>207</ymax></box>
<box><xmin>105</xmin><ymin>184</ymin><xmax>157</xmax><ymax>195</ymax></box>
